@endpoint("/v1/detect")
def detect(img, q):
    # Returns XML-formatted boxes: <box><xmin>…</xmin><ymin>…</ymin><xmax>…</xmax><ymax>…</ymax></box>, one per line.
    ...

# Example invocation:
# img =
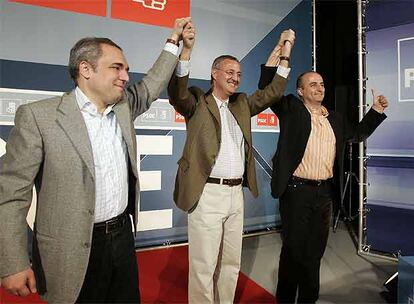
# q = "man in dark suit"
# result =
<box><xmin>258</xmin><ymin>69</ymin><xmax>388</xmax><ymax>303</ymax></box>
<box><xmin>168</xmin><ymin>23</ymin><xmax>295</xmax><ymax>303</ymax></box>
<box><xmin>0</xmin><ymin>17</ymin><xmax>191</xmax><ymax>303</ymax></box>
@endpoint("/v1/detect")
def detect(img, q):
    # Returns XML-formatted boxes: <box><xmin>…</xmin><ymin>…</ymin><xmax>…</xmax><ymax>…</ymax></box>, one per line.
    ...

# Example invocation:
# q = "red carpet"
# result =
<box><xmin>1</xmin><ymin>245</ymin><xmax>275</xmax><ymax>303</ymax></box>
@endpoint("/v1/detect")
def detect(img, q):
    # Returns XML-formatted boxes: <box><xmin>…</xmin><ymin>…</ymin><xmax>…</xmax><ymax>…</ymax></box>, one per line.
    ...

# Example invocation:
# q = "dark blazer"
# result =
<box><xmin>258</xmin><ymin>65</ymin><xmax>387</xmax><ymax>201</ymax></box>
<box><xmin>168</xmin><ymin>72</ymin><xmax>288</xmax><ymax>211</ymax></box>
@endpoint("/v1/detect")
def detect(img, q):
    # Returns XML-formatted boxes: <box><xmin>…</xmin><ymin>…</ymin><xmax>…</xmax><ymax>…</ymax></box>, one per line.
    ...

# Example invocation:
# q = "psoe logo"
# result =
<box><xmin>111</xmin><ymin>0</ymin><xmax>190</xmax><ymax>28</ymax></box>
<box><xmin>398</xmin><ymin>37</ymin><xmax>414</xmax><ymax>102</ymax></box>
<box><xmin>10</xmin><ymin>0</ymin><xmax>190</xmax><ymax>28</ymax></box>
<box><xmin>133</xmin><ymin>0</ymin><xmax>167</xmax><ymax>11</ymax></box>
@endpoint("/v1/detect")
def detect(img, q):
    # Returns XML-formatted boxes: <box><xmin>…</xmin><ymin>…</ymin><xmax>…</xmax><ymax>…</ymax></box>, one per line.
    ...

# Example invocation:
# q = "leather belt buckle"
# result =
<box><xmin>95</xmin><ymin>212</ymin><xmax>127</xmax><ymax>234</ymax></box>
<box><xmin>206</xmin><ymin>177</ymin><xmax>243</xmax><ymax>187</ymax></box>
<box><xmin>291</xmin><ymin>176</ymin><xmax>329</xmax><ymax>187</ymax></box>
<box><xmin>105</xmin><ymin>218</ymin><xmax>117</xmax><ymax>234</ymax></box>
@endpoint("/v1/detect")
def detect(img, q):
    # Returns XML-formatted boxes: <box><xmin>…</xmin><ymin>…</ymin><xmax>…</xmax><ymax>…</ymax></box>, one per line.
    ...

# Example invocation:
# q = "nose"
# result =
<box><xmin>231</xmin><ymin>72</ymin><xmax>240</xmax><ymax>83</ymax></box>
<box><xmin>120</xmin><ymin>69</ymin><xmax>129</xmax><ymax>83</ymax></box>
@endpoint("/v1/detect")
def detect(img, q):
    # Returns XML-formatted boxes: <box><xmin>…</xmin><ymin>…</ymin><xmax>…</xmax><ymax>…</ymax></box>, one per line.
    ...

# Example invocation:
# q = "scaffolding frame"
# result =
<box><xmin>356</xmin><ymin>0</ymin><xmax>397</xmax><ymax>262</ymax></box>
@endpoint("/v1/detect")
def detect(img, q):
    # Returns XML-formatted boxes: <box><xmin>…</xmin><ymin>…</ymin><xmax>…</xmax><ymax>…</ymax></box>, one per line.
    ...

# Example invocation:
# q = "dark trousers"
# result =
<box><xmin>76</xmin><ymin>214</ymin><xmax>140</xmax><ymax>303</ymax></box>
<box><xmin>276</xmin><ymin>179</ymin><xmax>332</xmax><ymax>304</ymax></box>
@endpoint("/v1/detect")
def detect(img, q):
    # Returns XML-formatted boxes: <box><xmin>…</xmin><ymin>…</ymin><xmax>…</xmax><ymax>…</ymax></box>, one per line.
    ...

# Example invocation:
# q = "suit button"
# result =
<box><xmin>83</xmin><ymin>242</ymin><xmax>91</xmax><ymax>248</ymax></box>
<box><xmin>88</xmin><ymin>209</ymin><xmax>94</xmax><ymax>216</ymax></box>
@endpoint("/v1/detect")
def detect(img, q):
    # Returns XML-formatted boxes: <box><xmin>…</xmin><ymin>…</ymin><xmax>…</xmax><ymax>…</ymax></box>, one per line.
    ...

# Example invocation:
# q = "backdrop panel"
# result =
<box><xmin>365</xmin><ymin>0</ymin><xmax>414</xmax><ymax>255</ymax></box>
<box><xmin>0</xmin><ymin>0</ymin><xmax>313</xmax><ymax>247</ymax></box>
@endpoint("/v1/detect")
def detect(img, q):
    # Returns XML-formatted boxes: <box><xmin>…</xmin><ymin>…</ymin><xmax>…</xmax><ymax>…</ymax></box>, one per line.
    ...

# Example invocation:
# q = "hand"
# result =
<box><xmin>279</xmin><ymin>29</ymin><xmax>295</xmax><ymax>57</ymax></box>
<box><xmin>278</xmin><ymin>29</ymin><xmax>295</xmax><ymax>48</ymax></box>
<box><xmin>170</xmin><ymin>17</ymin><xmax>192</xmax><ymax>42</ymax></box>
<box><xmin>1</xmin><ymin>268</ymin><xmax>37</xmax><ymax>297</ymax></box>
<box><xmin>265</xmin><ymin>44</ymin><xmax>282</xmax><ymax>67</ymax></box>
<box><xmin>371</xmin><ymin>89</ymin><xmax>389</xmax><ymax>113</ymax></box>
<box><xmin>182</xmin><ymin>21</ymin><xmax>196</xmax><ymax>50</ymax></box>
<box><xmin>179</xmin><ymin>21</ymin><xmax>196</xmax><ymax>61</ymax></box>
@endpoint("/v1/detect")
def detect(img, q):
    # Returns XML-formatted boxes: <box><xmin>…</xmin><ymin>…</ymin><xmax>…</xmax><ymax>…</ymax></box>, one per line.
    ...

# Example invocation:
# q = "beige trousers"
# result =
<box><xmin>188</xmin><ymin>183</ymin><xmax>244</xmax><ymax>304</ymax></box>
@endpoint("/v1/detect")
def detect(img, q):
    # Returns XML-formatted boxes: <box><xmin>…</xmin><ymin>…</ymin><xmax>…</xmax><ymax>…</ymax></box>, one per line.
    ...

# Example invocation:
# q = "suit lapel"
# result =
<box><xmin>327</xmin><ymin>113</ymin><xmax>339</xmax><ymax>134</ymax></box>
<box><xmin>113</xmin><ymin>99</ymin><xmax>137</xmax><ymax>174</ymax></box>
<box><xmin>56</xmin><ymin>91</ymin><xmax>95</xmax><ymax>179</ymax></box>
<box><xmin>298</xmin><ymin>100</ymin><xmax>312</xmax><ymax>137</ymax></box>
<box><xmin>205</xmin><ymin>94</ymin><xmax>221</xmax><ymax>128</ymax></box>
<box><xmin>327</xmin><ymin>112</ymin><xmax>341</xmax><ymax>153</ymax></box>
<box><xmin>228</xmin><ymin>96</ymin><xmax>250</xmax><ymax>142</ymax></box>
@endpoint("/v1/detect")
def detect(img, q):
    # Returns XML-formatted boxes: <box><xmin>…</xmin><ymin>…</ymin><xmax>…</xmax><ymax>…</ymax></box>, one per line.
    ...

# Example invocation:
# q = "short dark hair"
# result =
<box><xmin>68</xmin><ymin>37</ymin><xmax>122</xmax><ymax>84</ymax></box>
<box><xmin>296</xmin><ymin>71</ymin><xmax>320</xmax><ymax>89</ymax></box>
<box><xmin>210</xmin><ymin>55</ymin><xmax>240</xmax><ymax>84</ymax></box>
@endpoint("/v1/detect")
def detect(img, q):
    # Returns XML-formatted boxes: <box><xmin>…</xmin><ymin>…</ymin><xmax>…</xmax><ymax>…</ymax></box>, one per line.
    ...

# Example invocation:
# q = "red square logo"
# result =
<box><xmin>111</xmin><ymin>0</ymin><xmax>190</xmax><ymax>28</ymax></box>
<box><xmin>256</xmin><ymin>113</ymin><xmax>268</xmax><ymax>126</ymax></box>
<box><xmin>268</xmin><ymin>113</ymin><xmax>278</xmax><ymax>126</ymax></box>
<box><xmin>10</xmin><ymin>0</ymin><xmax>106</xmax><ymax>17</ymax></box>
<box><xmin>175</xmin><ymin>111</ymin><xmax>185</xmax><ymax>123</ymax></box>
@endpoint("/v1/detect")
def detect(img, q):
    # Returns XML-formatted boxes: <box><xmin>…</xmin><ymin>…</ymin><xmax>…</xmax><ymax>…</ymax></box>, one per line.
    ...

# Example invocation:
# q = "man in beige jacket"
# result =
<box><xmin>168</xmin><ymin>23</ymin><xmax>295</xmax><ymax>303</ymax></box>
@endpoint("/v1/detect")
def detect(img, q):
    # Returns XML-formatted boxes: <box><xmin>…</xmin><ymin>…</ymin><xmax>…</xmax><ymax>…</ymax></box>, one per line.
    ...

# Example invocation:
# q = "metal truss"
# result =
<box><xmin>357</xmin><ymin>0</ymin><xmax>397</xmax><ymax>262</ymax></box>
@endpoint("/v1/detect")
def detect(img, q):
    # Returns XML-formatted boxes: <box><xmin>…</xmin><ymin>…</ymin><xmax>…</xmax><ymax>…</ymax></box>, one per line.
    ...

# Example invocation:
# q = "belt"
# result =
<box><xmin>290</xmin><ymin>176</ymin><xmax>332</xmax><ymax>187</ymax></box>
<box><xmin>206</xmin><ymin>177</ymin><xmax>243</xmax><ymax>187</ymax></box>
<box><xmin>94</xmin><ymin>211</ymin><xmax>128</xmax><ymax>234</ymax></box>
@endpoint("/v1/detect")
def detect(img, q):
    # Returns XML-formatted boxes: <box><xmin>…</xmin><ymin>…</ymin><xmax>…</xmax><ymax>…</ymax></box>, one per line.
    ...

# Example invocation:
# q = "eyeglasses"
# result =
<box><xmin>215</xmin><ymin>68</ymin><xmax>242</xmax><ymax>78</ymax></box>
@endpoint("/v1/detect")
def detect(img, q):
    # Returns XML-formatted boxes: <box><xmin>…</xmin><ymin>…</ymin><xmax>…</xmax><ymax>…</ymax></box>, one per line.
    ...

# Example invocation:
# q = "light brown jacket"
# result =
<box><xmin>168</xmin><ymin>73</ymin><xmax>287</xmax><ymax>211</ymax></box>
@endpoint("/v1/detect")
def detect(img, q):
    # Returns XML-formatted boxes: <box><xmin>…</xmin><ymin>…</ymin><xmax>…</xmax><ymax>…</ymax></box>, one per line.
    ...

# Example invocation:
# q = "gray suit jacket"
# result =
<box><xmin>0</xmin><ymin>50</ymin><xmax>178</xmax><ymax>303</ymax></box>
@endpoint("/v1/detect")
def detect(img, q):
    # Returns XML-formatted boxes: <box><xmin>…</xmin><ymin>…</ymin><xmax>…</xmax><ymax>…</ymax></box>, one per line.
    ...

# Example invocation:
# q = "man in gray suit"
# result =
<box><xmin>0</xmin><ymin>17</ymin><xmax>191</xmax><ymax>303</ymax></box>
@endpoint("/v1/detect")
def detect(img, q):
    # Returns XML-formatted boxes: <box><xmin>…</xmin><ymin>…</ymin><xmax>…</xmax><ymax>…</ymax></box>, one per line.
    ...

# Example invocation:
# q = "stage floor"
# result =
<box><xmin>241</xmin><ymin>223</ymin><xmax>398</xmax><ymax>303</ymax></box>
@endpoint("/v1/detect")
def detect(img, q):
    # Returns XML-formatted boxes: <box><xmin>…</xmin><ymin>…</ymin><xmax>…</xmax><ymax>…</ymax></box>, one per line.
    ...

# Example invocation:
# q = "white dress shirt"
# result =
<box><xmin>210</xmin><ymin>95</ymin><xmax>245</xmax><ymax>179</ymax></box>
<box><xmin>75</xmin><ymin>43</ymin><xmax>179</xmax><ymax>222</ymax></box>
<box><xmin>75</xmin><ymin>87</ymin><xmax>128</xmax><ymax>223</ymax></box>
<box><xmin>175</xmin><ymin>59</ymin><xmax>290</xmax><ymax>179</ymax></box>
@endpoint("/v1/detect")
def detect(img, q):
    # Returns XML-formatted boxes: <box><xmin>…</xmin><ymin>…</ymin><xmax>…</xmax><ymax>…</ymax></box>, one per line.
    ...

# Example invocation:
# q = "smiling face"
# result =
<box><xmin>211</xmin><ymin>58</ymin><xmax>241</xmax><ymax>100</ymax></box>
<box><xmin>297</xmin><ymin>72</ymin><xmax>325</xmax><ymax>105</ymax></box>
<box><xmin>78</xmin><ymin>43</ymin><xmax>130</xmax><ymax>110</ymax></box>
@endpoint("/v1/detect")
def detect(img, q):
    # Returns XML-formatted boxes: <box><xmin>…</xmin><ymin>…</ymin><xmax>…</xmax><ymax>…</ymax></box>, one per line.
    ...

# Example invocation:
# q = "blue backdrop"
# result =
<box><xmin>365</xmin><ymin>0</ymin><xmax>414</xmax><ymax>256</ymax></box>
<box><xmin>0</xmin><ymin>0</ymin><xmax>313</xmax><ymax>247</ymax></box>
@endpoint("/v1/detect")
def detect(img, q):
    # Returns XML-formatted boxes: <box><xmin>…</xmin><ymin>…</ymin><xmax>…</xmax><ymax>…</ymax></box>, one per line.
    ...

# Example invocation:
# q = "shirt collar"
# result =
<box><xmin>304</xmin><ymin>102</ymin><xmax>329</xmax><ymax>118</ymax></box>
<box><xmin>75</xmin><ymin>87</ymin><xmax>115</xmax><ymax>116</ymax></box>
<box><xmin>212</xmin><ymin>93</ymin><xmax>229</xmax><ymax>109</ymax></box>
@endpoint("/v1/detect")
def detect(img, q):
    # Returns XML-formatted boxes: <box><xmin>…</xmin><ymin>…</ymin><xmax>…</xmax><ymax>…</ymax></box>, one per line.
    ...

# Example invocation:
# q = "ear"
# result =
<box><xmin>78</xmin><ymin>61</ymin><xmax>92</xmax><ymax>80</ymax></box>
<box><xmin>211</xmin><ymin>69</ymin><xmax>218</xmax><ymax>82</ymax></box>
<box><xmin>297</xmin><ymin>88</ymin><xmax>303</xmax><ymax>97</ymax></box>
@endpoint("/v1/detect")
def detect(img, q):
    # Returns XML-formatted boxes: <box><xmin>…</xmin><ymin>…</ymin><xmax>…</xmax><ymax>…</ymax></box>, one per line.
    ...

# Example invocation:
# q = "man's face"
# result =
<box><xmin>297</xmin><ymin>72</ymin><xmax>325</xmax><ymax>104</ymax></box>
<box><xmin>85</xmin><ymin>44</ymin><xmax>130</xmax><ymax>106</ymax></box>
<box><xmin>212</xmin><ymin>59</ymin><xmax>241</xmax><ymax>98</ymax></box>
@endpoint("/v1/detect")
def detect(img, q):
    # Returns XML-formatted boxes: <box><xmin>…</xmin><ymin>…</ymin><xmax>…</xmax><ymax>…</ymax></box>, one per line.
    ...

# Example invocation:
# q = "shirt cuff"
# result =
<box><xmin>176</xmin><ymin>60</ymin><xmax>190</xmax><ymax>77</ymax></box>
<box><xmin>276</xmin><ymin>65</ymin><xmax>291</xmax><ymax>79</ymax></box>
<box><xmin>164</xmin><ymin>42</ymin><xmax>179</xmax><ymax>57</ymax></box>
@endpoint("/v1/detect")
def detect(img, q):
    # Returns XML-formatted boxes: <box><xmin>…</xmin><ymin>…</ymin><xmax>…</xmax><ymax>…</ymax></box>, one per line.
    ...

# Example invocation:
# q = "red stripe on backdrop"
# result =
<box><xmin>1</xmin><ymin>245</ymin><xmax>275</xmax><ymax>303</ymax></box>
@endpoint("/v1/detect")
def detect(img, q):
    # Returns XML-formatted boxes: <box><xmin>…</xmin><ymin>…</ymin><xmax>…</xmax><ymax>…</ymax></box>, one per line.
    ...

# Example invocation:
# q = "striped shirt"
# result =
<box><xmin>293</xmin><ymin>105</ymin><xmax>336</xmax><ymax>180</ymax></box>
<box><xmin>74</xmin><ymin>43</ymin><xmax>178</xmax><ymax>222</ymax></box>
<box><xmin>75</xmin><ymin>87</ymin><xmax>128</xmax><ymax>223</ymax></box>
<box><xmin>209</xmin><ymin>95</ymin><xmax>245</xmax><ymax>179</ymax></box>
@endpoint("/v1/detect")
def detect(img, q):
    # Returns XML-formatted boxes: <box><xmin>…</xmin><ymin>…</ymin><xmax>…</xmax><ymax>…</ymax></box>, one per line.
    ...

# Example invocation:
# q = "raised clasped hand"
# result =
<box><xmin>171</xmin><ymin>17</ymin><xmax>192</xmax><ymax>42</ymax></box>
<box><xmin>182</xmin><ymin>21</ymin><xmax>196</xmax><ymax>49</ymax></box>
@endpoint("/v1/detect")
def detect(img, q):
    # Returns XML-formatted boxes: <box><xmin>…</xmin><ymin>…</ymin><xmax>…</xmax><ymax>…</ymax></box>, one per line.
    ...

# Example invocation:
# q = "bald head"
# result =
<box><xmin>296</xmin><ymin>71</ymin><xmax>325</xmax><ymax>105</ymax></box>
<box><xmin>296</xmin><ymin>71</ymin><xmax>322</xmax><ymax>89</ymax></box>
